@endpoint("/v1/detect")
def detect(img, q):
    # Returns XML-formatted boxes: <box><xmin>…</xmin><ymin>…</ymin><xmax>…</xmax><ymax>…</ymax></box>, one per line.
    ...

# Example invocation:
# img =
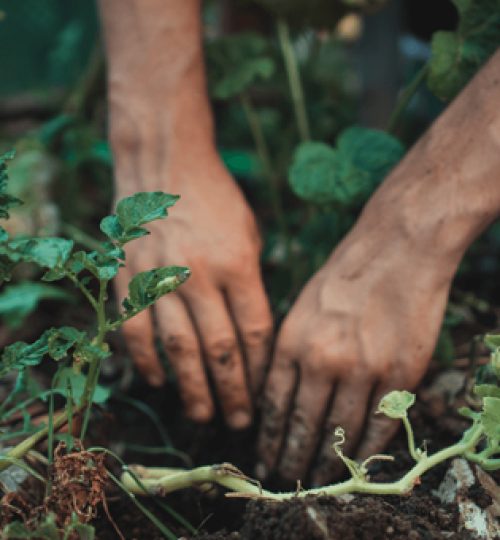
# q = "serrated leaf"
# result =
<box><xmin>124</xmin><ymin>266</ymin><xmax>190</xmax><ymax>313</ymax></box>
<box><xmin>0</xmin><ymin>334</ymin><xmax>50</xmax><ymax>377</ymax></box>
<box><xmin>428</xmin><ymin>0</ymin><xmax>500</xmax><ymax>100</ymax></box>
<box><xmin>289</xmin><ymin>127</ymin><xmax>404</xmax><ymax>207</ymax></box>
<box><xmin>46</xmin><ymin>327</ymin><xmax>85</xmax><ymax>361</ymax></box>
<box><xmin>72</xmin><ymin>250</ymin><xmax>121</xmax><ymax>281</ymax></box>
<box><xmin>481</xmin><ymin>396</ymin><xmax>500</xmax><ymax>441</ymax></box>
<box><xmin>100</xmin><ymin>192</ymin><xmax>178</xmax><ymax>245</ymax></box>
<box><xmin>117</xmin><ymin>192</ymin><xmax>178</xmax><ymax>228</ymax></box>
<box><xmin>0</xmin><ymin>282</ymin><xmax>72</xmax><ymax>329</ymax></box>
<box><xmin>6</xmin><ymin>237</ymin><xmax>73</xmax><ymax>269</ymax></box>
<box><xmin>377</xmin><ymin>390</ymin><xmax>415</xmax><ymax>419</ymax></box>
<box><xmin>206</xmin><ymin>33</ymin><xmax>276</xmax><ymax>99</ymax></box>
<box><xmin>73</xmin><ymin>341</ymin><xmax>110</xmax><ymax>365</ymax></box>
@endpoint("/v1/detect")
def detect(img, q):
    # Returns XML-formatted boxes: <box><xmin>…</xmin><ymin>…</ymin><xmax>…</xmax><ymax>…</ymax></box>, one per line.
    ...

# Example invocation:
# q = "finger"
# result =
<box><xmin>154</xmin><ymin>292</ymin><xmax>214</xmax><ymax>422</ymax></box>
<box><xmin>355</xmin><ymin>384</ymin><xmax>401</xmax><ymax>461</ymax></box>
<box><xmin>278</xmin><ymin>374</ymin><xmax>332</xmax><ymax>481</ymax></box>
<box><xmin>257</xmin><ymin>350</ymin><xmax>297</xmax><ymax>475</ymax></box>
<box><xmin>183</xmin><ymin>286</ymin><xmax>253</xmax><ymax>430</ymax></box>
<box><xmin>225</xmin><ymin>272</ymin><xmax>273</xmax><ymax>395</ymax></box>
<box><xmin>115</xmin><ymin>257</ymin><xmax>165</xmax><ymax>386</ymax></box>
<box><xmin>122</xmin><ymin>309</ymin><xmax>165</xmax><ymax>387</ymax></box>
<box><xmin>311</xmin><ymin>378</ymin><xmax>372</xmax><ymax>486</ymax></box>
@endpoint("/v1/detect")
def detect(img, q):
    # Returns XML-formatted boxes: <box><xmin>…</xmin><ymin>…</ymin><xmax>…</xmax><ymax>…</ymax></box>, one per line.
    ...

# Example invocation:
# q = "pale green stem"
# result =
<box><xmin>277</xmin><ymin>18</ymin><xmax>311</xmax><ymax>142</ymax></box>
<box><xmin>80</xmin><ymin>279</ymin><xmax>109</xmax><ymax>439</ymax></box>
<box><xmin>0</xmin><ymin>408</ymin><xmax>79</xmax><ymax>473</ymax></box>
<box><xmin>66</xmin><ymin>271</ymin><xmax>98</xmax><ymax>311</ymax></box>
<box><xmin>402</xmin><ymin>415</ymin><xmax>421</xmax><ymax>462</ymax></box>
<box><xmin>61</xmin><ymin>222</ymin><xmax>105</xmax><ymax>253</ymax></box>
<box><xmin>123</xmin><ymin>423</ymin><xmax>485</xmax><ymax>500</ymax></box>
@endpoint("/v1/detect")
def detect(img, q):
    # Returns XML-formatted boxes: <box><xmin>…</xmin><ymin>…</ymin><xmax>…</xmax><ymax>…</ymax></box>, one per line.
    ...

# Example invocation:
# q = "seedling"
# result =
<box><xmin>0</xmin><ymin>150</ymin><xmax>189</xmax><ymax>479</ymax></box>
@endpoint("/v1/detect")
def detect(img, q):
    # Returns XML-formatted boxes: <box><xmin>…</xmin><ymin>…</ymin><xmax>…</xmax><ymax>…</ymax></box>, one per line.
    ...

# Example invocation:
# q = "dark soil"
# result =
<box><xmin>86</xmin><ymin>361</ymin><xmax>499</xmax><ymax>540</ymax></box>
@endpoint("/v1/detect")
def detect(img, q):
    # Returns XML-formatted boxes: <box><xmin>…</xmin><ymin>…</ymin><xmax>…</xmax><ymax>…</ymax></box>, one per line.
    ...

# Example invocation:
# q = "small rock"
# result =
<box><xmin>434</xmin><ymin>458</ymin><xmax>500</xmax><ymax>539</ymax></box>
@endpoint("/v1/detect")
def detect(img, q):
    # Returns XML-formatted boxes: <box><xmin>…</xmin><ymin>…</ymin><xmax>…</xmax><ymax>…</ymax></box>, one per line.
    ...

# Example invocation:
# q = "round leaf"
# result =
<box><xmin>377</xmin><ymin>390</ymin><xmax>415</xmax><ymax>419</ymax></box>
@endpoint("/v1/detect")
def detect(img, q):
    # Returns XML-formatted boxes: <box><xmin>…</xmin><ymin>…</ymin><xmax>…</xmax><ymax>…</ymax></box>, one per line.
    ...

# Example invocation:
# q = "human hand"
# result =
<box><xmin>114</xmin><ymin>152</ymin><xmax>273</xmax><ymax>430</ymax></box>
<box><xmin>257</xmin><ymin>203</ymin><xmax>455</xmax><ymax>485</ymax></box>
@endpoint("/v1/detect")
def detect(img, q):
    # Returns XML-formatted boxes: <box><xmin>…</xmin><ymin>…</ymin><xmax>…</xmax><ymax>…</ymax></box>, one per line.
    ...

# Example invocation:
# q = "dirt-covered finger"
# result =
<box><xmin>311</xmin><ymin>379</ymin><xmax>372</xmax><ymax>486</ymax></box>
<box><xmin>184</xmin><ymin>286</ymin><xmax>252</xmax><ymax>429</ymax></box>
<box><xmin>154</xmin><ymin>293</ymin><xmax>213</xmax><ymax>422</ymax></box>
<box><xmin>257</xmin><ymin>350</ymin><xmax>297</xmax><ymax>475</ymax></box>
<box><xmin>122</xmin><ymin>310</ymin><xmax>165</xmax><ymax>387</ymax></box>
<box><xmin>277</xmin><ymin>375</ymin><xmax>332</xmax><ymax>482</ymax></box>
<box><xmin>226</xmin><ymin>272</ymin><xmax>273</xmax><ymax>396</ymax></box>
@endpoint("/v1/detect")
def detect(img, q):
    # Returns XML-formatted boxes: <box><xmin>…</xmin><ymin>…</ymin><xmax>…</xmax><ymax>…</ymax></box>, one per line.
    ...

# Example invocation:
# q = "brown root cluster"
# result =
<box><xmin>1</xmin><ymin>441</ymin><xmax>107</xmax><ymax>537</ymax></box>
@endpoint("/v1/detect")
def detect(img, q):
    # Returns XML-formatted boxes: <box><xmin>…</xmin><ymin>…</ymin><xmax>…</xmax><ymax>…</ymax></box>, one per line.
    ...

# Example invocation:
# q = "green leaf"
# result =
<box><xmin>481</xmin><ymin>396</ymin><xmax>500</xmax><ymax>441</ymax></box>
<box><xmin>123</xmin><ymin>266</ymin><xmax>190</xmax><ymax>313</ymax></box>
<box><xmin>117</xmin><ymin>192</ymin><xmax>179</xmax><ymax>229</ymax></box>
<box><xmin>0</xmin><ymin>334</ymin><xmax>50</xmax><ymax>377</ymax></box>
<box><xmin>72</xmin><ymin>250</ymin><xmax>122</xmax><ymax>281</ymax></box>
<box><xmin>474</xmin><ymin>384</ymin><xmax>500</xmax><ymax>398</ymax></box>
<box><xmin>0</xmin><ymin>282</ymin><xmax>71</xmax><ymax>329</ymax></box>
<box><xmin>206</xmin><ymin>33</ymin><xmax>276</xmax><ymax>99</ymax></box>
<box><xmin>289</xmin><ymin>127</ymin><xmax>404</xmax><ymax>207</ymax></box>
<box><xmin>46</xmin><ymin>327</ymin><xmax>86</xmax><ymax>361</ymax></box>
<box><xmin>428</xmin><ymin>0</ymin><xmax>500</xmax><ymax>100</ymax></box>
<box><xmin>100</xmin><ymin>192</ymin><xmax>179</xmax><ymax>245</ymax></box>
<box><xmin>6</xmin><ymin>237</ymin><xmax>73</xmax><ymax>269</ymax></box>
<box><xmin>377</xmin><ymin>390</ymin><xmax>415</xmax><ymax>419</ymax></box>
<box><xmin>55</xmin><ymin>367</ymin><xmax>110</xmax><ymax>405</ymax></box>
<box><xmin>485</xmin><ymin>334</ymin><xmax>500</xmax><ymax>350</ymax></box>
<box><xmin>73</xmin><ymin>341</ymin><xmax>111</xmax><ymax>366</ymax></box>
<box><xmin>1</xmin><ymin>513</ymin><xmax>60</xmax><ymax>539</ymax></box>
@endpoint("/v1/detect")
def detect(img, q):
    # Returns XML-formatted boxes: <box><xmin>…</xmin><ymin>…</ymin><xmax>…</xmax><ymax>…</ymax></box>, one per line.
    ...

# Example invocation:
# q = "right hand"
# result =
<box><xmin>113</xmin><ymin>150</ymin><xmax>273</xmax><ymax>430</ymax></box>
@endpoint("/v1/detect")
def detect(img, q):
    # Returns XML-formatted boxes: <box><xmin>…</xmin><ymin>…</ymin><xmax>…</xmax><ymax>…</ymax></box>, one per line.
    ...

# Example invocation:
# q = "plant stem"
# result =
<box><xmin>387</xmin><ymin>63</ymin><xmax>429</xmax><ymax>134</ymax></box>
<box><xmin>123</xmin><ymin>423</ymin><xmax>485</xmax><ymax>500</ymax></box>
<box><xmin>277</xmin><ymin>18</ymin><xmax>311</xmax><ymax>142</ymax></box>
<box><xmin>0</xmin><ymin>408</ymin><xmax>79</xmax><ymax>473</ymax></box>
<box><xmin>66</xmin><ymin>271</ymin><xmax>98</xmax><ymax>311</ymax></box>
<box><xmin>239</xmin><ymin>92</ymin><xmax>291</xmax><ymax>252</ymax></box>
<box><xmin>402</xmin><ymin>415</ymin><xmax>421</xmax><ymax>462</ymax></box>
<box><xmin>80</xmin><ymin>279</ymin><xmax>109</xmax><ymax>440</ymax></box>
<box><xmin>61</xmin><ymin>222</ymin><xmax>105</xmax><ymax>253</ymax></box>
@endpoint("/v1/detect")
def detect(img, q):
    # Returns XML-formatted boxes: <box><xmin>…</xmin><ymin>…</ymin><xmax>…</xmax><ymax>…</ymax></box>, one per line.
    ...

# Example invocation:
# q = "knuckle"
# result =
<box><xmin>163</xmin><ymin>332</ymin><xmax>197</xmax><ymax>356</ymax></box>
<box><xmin>206</xmin><ymin>336</ymin><xmax>238</xmax><ymax>364</ymax></box>
<box><xmin>241</xmin><ymin>325</ymin><xmax>273</xmax><ymax>348</ymax></box>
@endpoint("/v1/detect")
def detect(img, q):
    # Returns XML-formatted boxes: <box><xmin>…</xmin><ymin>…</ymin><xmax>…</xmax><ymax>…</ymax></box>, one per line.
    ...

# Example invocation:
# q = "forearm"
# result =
<box><xmin>361</xmin><ymin>50</ymin><xmax>500</xmax><ymax>268</ymax></box>
<box><xmin>98</xmin><ymin>0</ymin><xmax>215</xmax><ymax>191</ymax></box>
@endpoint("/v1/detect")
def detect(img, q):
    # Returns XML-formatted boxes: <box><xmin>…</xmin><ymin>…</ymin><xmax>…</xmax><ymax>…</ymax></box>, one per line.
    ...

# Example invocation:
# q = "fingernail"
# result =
<box><xmin>254</xmin><ymin>461</ymin><xmax>267</xmax><ymax>480</ymax></box>
<box><xmin>229</xmin><ymin>410</ymin><xmax>252</xmax><ymax>429</ymax></box>
<box><xmin>189</xmin><ymin>403</ymin><xmax>212</xmax><ymax>422</ymax></box>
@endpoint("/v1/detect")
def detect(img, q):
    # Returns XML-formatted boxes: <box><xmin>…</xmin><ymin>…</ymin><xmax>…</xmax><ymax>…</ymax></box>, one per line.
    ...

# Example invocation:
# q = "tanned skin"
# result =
<box><xmin>99</xmin><ymin>0</ymin><xmax>500</xmax><ymax>484</ymax></box>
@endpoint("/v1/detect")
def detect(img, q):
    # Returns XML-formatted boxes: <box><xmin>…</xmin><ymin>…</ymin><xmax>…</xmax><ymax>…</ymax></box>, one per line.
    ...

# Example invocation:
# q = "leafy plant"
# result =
<box><xmin>288</xmin><ymin>126</ymin><xmax>404</xmax><ymax>206</ymax></box>
<box><xmin>428</xmin><ymin>0</ymin><xmax>500</xmax><ymax>101</ymax></box>
<box><xmin>0</xmin><ymin>151</ymin><xmax>189</xmax><ymax>536</ymax></box>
